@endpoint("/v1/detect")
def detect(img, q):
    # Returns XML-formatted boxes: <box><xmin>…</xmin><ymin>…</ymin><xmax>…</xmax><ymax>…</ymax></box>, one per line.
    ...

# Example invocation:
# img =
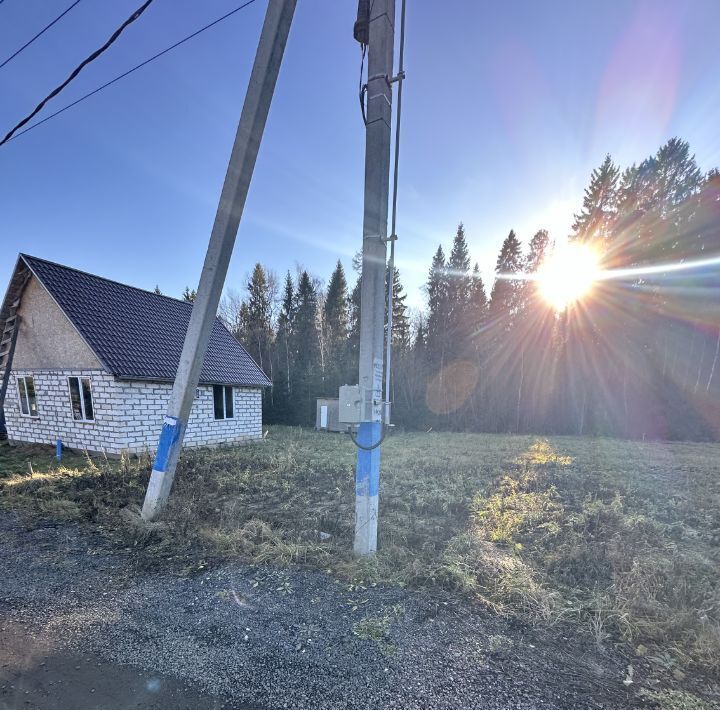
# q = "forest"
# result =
<box><xmin>188</xmin><ymin>138</ymin><xmax>720</xmax><ymax>441</ymax></box>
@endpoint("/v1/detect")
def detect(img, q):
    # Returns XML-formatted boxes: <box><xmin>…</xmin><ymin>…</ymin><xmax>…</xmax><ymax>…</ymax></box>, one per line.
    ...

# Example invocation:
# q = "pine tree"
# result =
<box><xmin>181</xmin><ymin>286</ymin><xmax>197</xmax><ymax>302</ymax></box>
<box><xmin>153</xmin><ymin>285</ymin><xmax>162</xmax><ymax>295</ymax></box>
<box><xmin>572</xmin><ymin>154</ymin><xmax>619</xmax><ymax>244</ymax></box>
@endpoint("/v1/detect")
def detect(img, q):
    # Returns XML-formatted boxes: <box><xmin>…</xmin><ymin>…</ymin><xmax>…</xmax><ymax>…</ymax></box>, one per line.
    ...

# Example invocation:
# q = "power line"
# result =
<box><xmin>0</xmin><ymin>0</ymin><xmax>155</xmax><ymax>146</ymax></box>
<box><xmin>0</xmin><ymin>0</ymin><xmax>83</xmax><ymax>71</ymax></box>
<box><xmin>3</xmin><ymin>0</ymin><xmax>260</xmax><ymax>145</ymax></box>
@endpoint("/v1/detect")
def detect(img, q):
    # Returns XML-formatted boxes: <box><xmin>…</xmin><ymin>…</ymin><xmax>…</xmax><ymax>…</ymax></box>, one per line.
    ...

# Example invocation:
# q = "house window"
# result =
<box><xmin>67</xmin><ymin>376</ymin><xmax>95</xmax><ymax>421</ymax></box>
<box><xmin>17</xmin><ymin>376</ymin><xmax>38</xmax><ymax>417</ymax></box>
<box><xmin>213</xmin><ymin>385</ymin><xmax>234</xmax><ymax>420</ymax></box>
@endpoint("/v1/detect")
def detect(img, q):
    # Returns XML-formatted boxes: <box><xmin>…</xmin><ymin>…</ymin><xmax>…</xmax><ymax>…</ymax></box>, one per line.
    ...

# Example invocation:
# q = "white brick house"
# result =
<box><xmin>0</xmin><ymin>255</ymin><xmax>270</xmax><ymax>455</ymax></box>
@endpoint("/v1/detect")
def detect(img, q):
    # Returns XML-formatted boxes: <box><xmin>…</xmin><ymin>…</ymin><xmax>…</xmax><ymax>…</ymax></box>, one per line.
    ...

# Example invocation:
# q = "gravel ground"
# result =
<box><xmin>0</xmin><ymin>512</ymin><xmax>636</xmax><ymax>709</ymax></box>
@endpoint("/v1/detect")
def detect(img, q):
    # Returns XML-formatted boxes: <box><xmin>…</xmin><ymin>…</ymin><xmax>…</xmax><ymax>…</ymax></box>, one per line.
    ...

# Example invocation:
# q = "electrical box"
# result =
<box><xmin>339</xmin><ymin>385</ymin><xmax>363</xmax><ymax>424</ymax></box>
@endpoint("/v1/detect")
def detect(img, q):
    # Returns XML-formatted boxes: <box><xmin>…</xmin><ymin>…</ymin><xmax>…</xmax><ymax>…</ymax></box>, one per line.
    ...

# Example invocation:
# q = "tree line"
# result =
<box><xmin>177</xmin><ymin>137</ymin><xmax>719</xmax><ymax>441</ymax></box>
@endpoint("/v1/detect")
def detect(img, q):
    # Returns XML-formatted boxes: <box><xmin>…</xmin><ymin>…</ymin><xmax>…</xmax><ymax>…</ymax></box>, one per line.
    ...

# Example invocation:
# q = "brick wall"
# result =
<box><xmin>114</xmin><ymin>380</ymin><xmax>262</xmax><ymax>453</ymax></box>
<box><xmin>5</xmin><ymin>368</ymin><xmax>263</xmax><ymax>455</ymax></box>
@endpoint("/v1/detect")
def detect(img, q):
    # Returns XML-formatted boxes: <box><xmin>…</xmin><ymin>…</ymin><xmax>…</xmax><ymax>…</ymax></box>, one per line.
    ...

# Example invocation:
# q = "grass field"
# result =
<box><xmin>1</xmin><ymin>428</ymin><xmax>719</xmax><ymax>704</ymax></box>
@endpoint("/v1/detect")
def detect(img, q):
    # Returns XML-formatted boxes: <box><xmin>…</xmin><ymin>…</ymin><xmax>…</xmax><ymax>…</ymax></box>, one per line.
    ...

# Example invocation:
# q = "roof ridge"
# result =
<box><xmin>20</xmin><ymin>253</ymin><xmax>195</xmax><ymax>308</ymax></box>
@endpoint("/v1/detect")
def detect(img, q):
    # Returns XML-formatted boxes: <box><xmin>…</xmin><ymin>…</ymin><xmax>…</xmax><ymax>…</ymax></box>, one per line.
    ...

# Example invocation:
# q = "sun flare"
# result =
<box><xmin>537</xmin><ymin>243</ymin><xmax>600</xmax><ymax>311</ymax></box>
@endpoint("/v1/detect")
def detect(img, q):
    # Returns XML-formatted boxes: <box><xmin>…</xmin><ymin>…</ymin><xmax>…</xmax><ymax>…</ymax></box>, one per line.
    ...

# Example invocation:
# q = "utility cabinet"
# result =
<box><xmin>315</xmin><ymin>398</ymin><xmax>343</xmax><ymax>432</ymax></box>
<box><xmin>338</xmin><ymin>384</ymin><xmax>363</xmax><ymax>424</ymax></box>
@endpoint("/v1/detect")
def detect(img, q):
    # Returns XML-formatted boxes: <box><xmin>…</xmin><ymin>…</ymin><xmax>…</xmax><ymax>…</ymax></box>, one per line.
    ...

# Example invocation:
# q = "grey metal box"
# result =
<box><xmin>338</xmin><ymin>384</ymin><xmax>363</xmax><ymax>423</ymax></box>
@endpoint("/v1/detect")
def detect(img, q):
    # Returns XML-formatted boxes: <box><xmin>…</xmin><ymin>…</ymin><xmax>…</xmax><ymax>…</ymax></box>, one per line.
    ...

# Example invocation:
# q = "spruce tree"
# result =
<box><xmin>488</xmin><ymin>230</ymin><xmax>523</xmax><ymax>327</ymax></box>
<box><xmin>181</xmin><ymin>286</ymin><xmax>197</xmax><ymax>302</ymax></box>
<box><xmin>347</xmin><ymin>258</ymin><xmax>362</xmax><ymax>383</ymax></box>
<box><xmin>464</xmin><ymin>263</ymin><xmax>488</xmax><ymax>340</ymax></box>
<box><xmin>446</xmin><ymin>223</ymin><xmax>472</xmax><ymax>344</ymax></box>
<box><xmin>426</xmin><ymin>245</ymin><xmax>450</xmax><ymax>368</ymax></box>
<box><xmin>385</xmin><ymin>265</ymin><xmax>410</xmax><ymax>348</ymax></box>
<box><xmin>244</xmin><ymin>263</ymin><xmax>273</xmax><ymax>374</ymax></box>
<box><xmin>324</xmin><ymin>261</ymin><xmax>349</xmax><ymax>344</ymax></box>
<box><xmin>323</xmin><ymin>260</ymin><xmax>349</xmax><ymax>393</ymax></box>
<box><xmin>290</xmin><ymin>271</ymin><xmax>320</xmax><ymax>424</ymax></box>
<box><xmin>271</xmin><ymin>272</ymin><xmax>295</xmax><ymax>423</ymax></box>
<box><xmin>572</xmin><ymin>154</ymin><xmax>619</xmax><ymax>244</ymax></box>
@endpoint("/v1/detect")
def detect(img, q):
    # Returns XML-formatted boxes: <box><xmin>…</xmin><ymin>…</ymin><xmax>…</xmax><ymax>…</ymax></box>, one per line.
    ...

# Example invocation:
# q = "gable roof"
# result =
<box><xmin>3</xmin><ymin>254</ymin><xmax>271</xmax><ymax>388</ymax></box>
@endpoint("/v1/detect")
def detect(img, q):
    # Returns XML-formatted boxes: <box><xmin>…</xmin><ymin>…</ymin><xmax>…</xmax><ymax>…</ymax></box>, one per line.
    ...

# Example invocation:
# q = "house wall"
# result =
<box><xmin>5</xmin><ymin>368</ymin><xmax>263</xmax><ymax>455</ymax></box>
<box><xmin>5</xmin><ymin>370</ymin><xmax>126</xmax><ymax>453</ymax></box>
<box><xmin>113</xmin><ymin>380</ymin><xmax>262</xmax><ymax>452</ymax></box>
<box><xmin>13</xmin><ymin>276</ymin><xmax>102</xmax><ymax>370</ymax></box>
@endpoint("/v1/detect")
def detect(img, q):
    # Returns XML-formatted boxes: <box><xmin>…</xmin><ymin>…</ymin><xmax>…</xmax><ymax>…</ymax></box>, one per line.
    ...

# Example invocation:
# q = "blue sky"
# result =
<box><xmin>2</xmin><ymin>0</ymin><xmax>719</xmax><ymax>309</ymax></box>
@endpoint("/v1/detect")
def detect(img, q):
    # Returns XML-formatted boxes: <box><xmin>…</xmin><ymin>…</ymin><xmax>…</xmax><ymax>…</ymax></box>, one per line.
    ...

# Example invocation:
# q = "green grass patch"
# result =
<box><xmin>1</xmin><ymin>429</ymin><xmax>719</xmax><ymax>692</ymax></box>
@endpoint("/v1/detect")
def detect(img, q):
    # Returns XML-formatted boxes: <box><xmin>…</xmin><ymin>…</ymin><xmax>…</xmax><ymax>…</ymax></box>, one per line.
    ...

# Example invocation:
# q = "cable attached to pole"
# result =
<box><xmin>383</xmin><ymin>0</ymin><xmax>406</xmax><ymax>421</ymax></box>
<box><xmin>348</xmin><ymin>425</ymin><xmax>387</xmax><ymax>451</ymax></box>
<box><xmin>348</xmin><ymin>0</ymin><xmax>406</xmax><ymax>453</ymax></box>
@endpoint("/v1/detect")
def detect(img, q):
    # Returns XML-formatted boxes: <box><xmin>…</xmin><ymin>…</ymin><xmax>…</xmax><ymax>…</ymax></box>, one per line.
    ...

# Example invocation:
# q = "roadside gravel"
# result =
<box><xmin>0</xmin><ymin>513</ymin><xmax>633</xmax><ymax>709</ymax></box>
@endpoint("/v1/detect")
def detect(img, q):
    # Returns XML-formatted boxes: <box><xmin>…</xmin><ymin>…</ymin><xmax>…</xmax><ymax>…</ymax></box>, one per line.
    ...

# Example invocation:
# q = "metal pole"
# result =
<box><xmin>384</xmin><ymin>0</ymin><xmax>406</xmax><ymax>418</ymax></box>
<box><xmin>354</xmin><ymin>0</ymin><xmax>396</xmax><ymax>555</ymax></box>
<box><xmin>141</xmin><ymin>0</ymin><xmax>296</xmax><ymax>522</ymax></box>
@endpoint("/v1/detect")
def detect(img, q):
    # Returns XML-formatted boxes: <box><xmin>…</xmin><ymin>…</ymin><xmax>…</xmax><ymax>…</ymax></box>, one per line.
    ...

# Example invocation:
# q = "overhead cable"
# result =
<box><xmin>0</xmin><ymin>0</ymin><xmax>83</xmax><ymax>71</ymax></box>
<box><xmin>3</xmin><ymin>0</ymin><xmax>260</xmax><ymax>145</ymax></box>
<box><xmin>0</xmin><ymin>0</ymin><xmax>155</xmax><ymax>146</ymax></box>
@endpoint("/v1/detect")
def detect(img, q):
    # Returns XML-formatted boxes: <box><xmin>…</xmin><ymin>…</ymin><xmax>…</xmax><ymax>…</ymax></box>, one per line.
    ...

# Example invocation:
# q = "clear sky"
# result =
<box><xmin>2</xmin><ymin>0</ymin><xmax>719</xmax><ymax>310</ymax></box>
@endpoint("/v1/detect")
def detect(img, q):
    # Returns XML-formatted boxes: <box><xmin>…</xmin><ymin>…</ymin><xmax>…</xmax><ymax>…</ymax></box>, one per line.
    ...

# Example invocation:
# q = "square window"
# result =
<box><xmin>67</xmin><ymin>376</ymin><xmax>95</xmax><ymax>421</ymax></box>
<box><xmin>17</xmin><ymin>376</ymin><xmax>38</xmax><ymax>417</ymax></box>
<box><xmin>213</xmin><ymin>385</ymin><xmax>234</xmax><ymax>420</ymax></box>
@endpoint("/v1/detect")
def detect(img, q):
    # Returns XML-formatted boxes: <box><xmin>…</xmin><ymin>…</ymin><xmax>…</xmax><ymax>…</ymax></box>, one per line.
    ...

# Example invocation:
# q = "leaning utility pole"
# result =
<box><xmin>141</xmin><ymin>0</ymin><xmax>296</xmax><ymax>522</ymax></box>
<box><xmin>354</xmin><ymin>0</ymin><xmax>396</xmax><ymax>555</ymax></box>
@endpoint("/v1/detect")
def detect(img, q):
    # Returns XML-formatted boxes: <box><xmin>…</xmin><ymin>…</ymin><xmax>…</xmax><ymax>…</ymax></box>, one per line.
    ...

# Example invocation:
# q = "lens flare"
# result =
<box><xmin>537</xmin><ymin>243</ymin><xmax>600</xmax><ymax>311</ymax></box>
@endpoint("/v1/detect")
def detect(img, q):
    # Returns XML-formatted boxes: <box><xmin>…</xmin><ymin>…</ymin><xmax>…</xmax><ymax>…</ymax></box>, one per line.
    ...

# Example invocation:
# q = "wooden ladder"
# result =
<box><xmin>0</xmin><ymin>305</ymin><xmax>21</xmax><ymax>414</ymax></box>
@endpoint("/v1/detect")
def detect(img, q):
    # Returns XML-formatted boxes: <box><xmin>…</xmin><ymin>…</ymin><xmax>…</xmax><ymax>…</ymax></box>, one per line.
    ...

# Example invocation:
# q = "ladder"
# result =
<box><xmin>0</xmin><ymin>307</ymin><xmax>21</xmax><ymax>414</ymax></box>
<box><xmin>0</xmin><ymin>262</ymin><xmax>30</xmax><ymax>437</ymax></box>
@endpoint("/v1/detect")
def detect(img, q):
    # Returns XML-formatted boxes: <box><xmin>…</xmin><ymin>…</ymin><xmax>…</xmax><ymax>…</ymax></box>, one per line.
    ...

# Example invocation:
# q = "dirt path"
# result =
<box><xmin>0</xmin><ymin>513</ymin><xmax>634</xmax><ymax>709</ymax></box>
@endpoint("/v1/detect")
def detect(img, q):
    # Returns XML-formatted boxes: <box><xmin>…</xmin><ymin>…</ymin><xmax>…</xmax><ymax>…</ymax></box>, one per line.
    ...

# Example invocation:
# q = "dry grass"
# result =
<box><xmin>1</xmin><ymin>428</ymin><xmax>719</xmax><ymax>694</ymax></box>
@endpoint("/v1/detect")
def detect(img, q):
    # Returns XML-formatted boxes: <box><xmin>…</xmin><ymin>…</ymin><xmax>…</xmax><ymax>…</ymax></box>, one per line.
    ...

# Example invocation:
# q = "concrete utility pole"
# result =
<box><xmin>354</xmin><ymin>0</ymin><xmax>396</xmax><ymax>555</ymax></box>
<box><xmin>141</xmin><ymin>0</ymin><xmax>296</xmax><ymax>522</ymax></box>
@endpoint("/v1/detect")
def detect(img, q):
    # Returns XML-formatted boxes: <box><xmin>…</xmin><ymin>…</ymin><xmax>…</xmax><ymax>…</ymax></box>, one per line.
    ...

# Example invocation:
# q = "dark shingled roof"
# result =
<box><xmin>17</xmin><ymin>254</ymin><xmax>271</xmax><ymax>388</ymax></box>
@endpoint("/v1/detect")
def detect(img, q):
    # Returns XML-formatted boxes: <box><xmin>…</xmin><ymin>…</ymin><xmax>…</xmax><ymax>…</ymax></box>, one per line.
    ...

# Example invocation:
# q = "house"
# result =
<box><xmin>0</xmin><ymin>254</ymin><xmax>271</xmax><ymax>455</ymax></box>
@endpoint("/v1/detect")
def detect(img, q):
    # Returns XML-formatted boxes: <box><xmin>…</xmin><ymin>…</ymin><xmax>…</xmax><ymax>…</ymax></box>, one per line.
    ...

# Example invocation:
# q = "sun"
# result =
<box><xmin>537</xmin><ymin>243</ymin><xmax>600</xmax><ymax>311</ymax></box>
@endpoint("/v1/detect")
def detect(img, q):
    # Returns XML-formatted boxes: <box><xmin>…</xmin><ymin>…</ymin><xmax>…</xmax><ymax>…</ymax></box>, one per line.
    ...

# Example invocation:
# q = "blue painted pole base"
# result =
<box><xmin>142</xmin><ymin>416</ymin><xmax>183</xmax><ymax>521</ymax></box>
<box><xmin>354</xmin><ymin>421</ymin><xmax>381</xmax><ymax>555</ymax></box>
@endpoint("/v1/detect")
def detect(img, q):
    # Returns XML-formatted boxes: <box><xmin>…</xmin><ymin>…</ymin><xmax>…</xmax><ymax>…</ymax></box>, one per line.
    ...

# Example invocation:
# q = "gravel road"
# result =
<box><xmin>0</xmin><ymin>512</ymin><xmax>634</xmax><ymax>709</ymax></box>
